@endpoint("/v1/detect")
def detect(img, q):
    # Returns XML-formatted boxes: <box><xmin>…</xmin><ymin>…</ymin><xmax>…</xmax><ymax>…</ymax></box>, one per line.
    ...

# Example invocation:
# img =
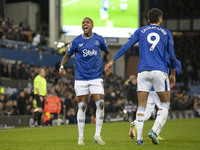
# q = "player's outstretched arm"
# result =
<box><xmin>104</xmin><ymin>59</ymin><xmax>115</xmax><ymax>76</ymax></box>
<box><xmin>59</xmin><ymin>53</ymin><xmax>71</xmax><ymax>76</ymax></box>
<box><xmin>104</xmin><ymin>49</ymin><xmax>113</xmax><ymax>76</ymax></box>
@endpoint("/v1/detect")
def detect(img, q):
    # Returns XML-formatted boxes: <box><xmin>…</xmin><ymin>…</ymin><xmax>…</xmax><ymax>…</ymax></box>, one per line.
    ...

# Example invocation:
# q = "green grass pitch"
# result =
<box><xmin>62</xmin><ymin>0</ymin><xmax>139</xmax><ymax>28</ymax></box>
<box><xmin>1</xmin><ymin>118</ymin><xmax>200</xmax><ymax>150</ymax></box>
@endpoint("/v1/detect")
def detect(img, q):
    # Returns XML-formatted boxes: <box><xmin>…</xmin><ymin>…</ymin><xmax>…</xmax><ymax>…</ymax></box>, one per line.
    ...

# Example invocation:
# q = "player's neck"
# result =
<box><xmin>83</xmin><ymin>32</ymin><xmax>93</xmax><ymax>38</ymax></box>
<box><xmin>150</xmin><ymin>23</ymin><xmax>160</xmax><ymax>26</ymax></box>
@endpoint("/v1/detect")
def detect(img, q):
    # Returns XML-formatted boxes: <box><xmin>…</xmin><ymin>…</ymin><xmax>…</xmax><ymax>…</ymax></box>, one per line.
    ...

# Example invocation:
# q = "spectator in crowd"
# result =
<box><xmin>0</xmin><ymin>94</ymin><xmax>5</xmax><ymax>115</ymax></box>
<box><xmin>10</xmin><ymin>61</ymin><xmax>20</xmax><ymax>79</ymax></box>
<box><xmin>125</xmin><ymin>75</ymin><xmax>138</xmax><ymax>105</ymax></box>
<box><xmin>0</xmin><ymin>26</ymin><xmax>4</xmax><ymax>39</ymax></box>
<box><xmin>66</xmin><ymin>108</ymin><xmax>77</xmax><ymax>124</ymax></box>
<box><xmin>0</xmin><ymin>58</ymin><xmax>9</xmax><ymax>77</ymax></box>
<box><xmin>44</xmin><ymin>86</ymin><xmax>61</xmax><ymax>120</ymax></box>
<box><xmin>13</xmin><ymin>28</ymin><xmax>20</xmax><ymax>41</ymax></box>
<box><xmin>0</xmin><ymin>35</ymin><xmax>6</xmax><ymax>48</ymax></box>
<box><xmin>18</xmin><ymin>63</ymin><xmax>28</xmax><ymax>79</ymax></box>
<box><xmin>194</xmin><ymin>95</ymin><xmax>200</xmax><ymax>117</ymax></box>
<box><xmin>32</xmin><ymin>32</ymin><xmax>41</xmax><ymax>46</ymax></box>
<box><xmin>5</xmin><ymin>28</ymin><xmax>13</xmax><ymax>40</ymax></box>
<box><xmin>18</xmin><ymin>90</ymin><xmax>28</xmax><ymax>115</ymax></box>
<box><xmin>4</xmin><ymin>90</ymin><xmax>18</xmax><ymax>116</ymax></box>
<box><xmin>0</xmin><ymin>82</ymin><xmax>5</xmax><ymax>94</ymax></box>
<box><xmin>27</xmin><ymin>95</ymin><xmax>34</xmax><ymax>115</ymax></box>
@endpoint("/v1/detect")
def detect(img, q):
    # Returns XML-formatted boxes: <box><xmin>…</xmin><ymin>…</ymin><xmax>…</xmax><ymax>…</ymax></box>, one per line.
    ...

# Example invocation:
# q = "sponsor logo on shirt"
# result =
<box><xmin>82</xmin><ymin>49</ymin><xmax>97</xmax><ymax>57</ymax></box>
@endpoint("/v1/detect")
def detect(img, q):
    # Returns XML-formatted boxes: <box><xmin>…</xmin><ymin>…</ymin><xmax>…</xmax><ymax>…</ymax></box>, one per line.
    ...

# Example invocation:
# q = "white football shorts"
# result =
<box><xmin>137</xmin><ymin>70</ymin><xmax>170</xmax><ymax>92</ymax></box>
<box><xmin>74</xmin><ymin>78</ymin><xmax>104</xmax><ymax>96</ymax></box>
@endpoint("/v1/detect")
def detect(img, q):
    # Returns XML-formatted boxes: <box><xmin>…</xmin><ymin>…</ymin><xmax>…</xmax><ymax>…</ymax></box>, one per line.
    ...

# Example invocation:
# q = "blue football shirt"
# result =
<box><xmin>67</xmin><ymin>33</ymin><xmax>109</xmax><ymax>80</ymax></box>
<box><xmin>165</xmin><ymin>52</ymin><xmax>182</xmax><ymax>75</ymax></box>
<box><xmin>113</xmin><ymin>24</ymin><xmax>176</xmax><ymax>74</ymax></box>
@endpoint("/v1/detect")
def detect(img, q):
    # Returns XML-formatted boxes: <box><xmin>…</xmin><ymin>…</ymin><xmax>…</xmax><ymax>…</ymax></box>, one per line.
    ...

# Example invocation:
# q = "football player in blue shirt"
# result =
<box><xmin>129</xmin><ymin>59</ymin><xmax>181</xmax><ymax>141</ymax></box>
<box><xmin>105</xmin><ymin>8</ymin><xmax>177</xmax><ymax>145</ymax></box>
<box><xmin>59</xmin><ymin>17</ymin><xmax>113</xmax><ymax>145</ymax></box>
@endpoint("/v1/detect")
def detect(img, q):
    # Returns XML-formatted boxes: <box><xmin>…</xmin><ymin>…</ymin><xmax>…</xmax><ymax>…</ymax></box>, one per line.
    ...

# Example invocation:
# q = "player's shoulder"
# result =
<box><xmin>34</xmin><ymin>75</ymin><xmax>40</xmax><ymax>80</ymax></box>
<box><xmin>93</xmin><ymin>33</ymin><xmax>106</xmax><ymax>44</ymax></box>
<box><xmin>160</xmin><ymin>26</ymin><xmax>172</xmax><ymax>34</ymax></box>
<box><xmin>93</xmin><ymin>32</ymin><xmax>104</xmax><ymax>39</ymax></box>
<box><xmin>70</xmin><ymin>34</ymin><xmax>83</xmax><ymax>47</ymax></box>
<box><xmin>73</xmin><ymin>34</ymin><xmax>82</xmax><ymax>42</ymax></box>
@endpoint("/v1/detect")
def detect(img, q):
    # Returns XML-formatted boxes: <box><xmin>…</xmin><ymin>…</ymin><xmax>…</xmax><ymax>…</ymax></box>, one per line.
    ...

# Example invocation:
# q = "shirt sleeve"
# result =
<box><xmin>100</xmin><ymin>36</ymin><xmax>109</xmax><ymax>52</ymax></box>
<box><xmin>113</xmin><ymin>29</ymin><xmax>139</xmax><ymax>61</ymax></box>
<box><xmin>175</xmin><ymin>60</ymin><xmax>181</xmax><ymax>75</ymax></box>
<box><xmin>34</xmin><ymin>77</ymin><xmax>39</xmax><ymax>89</ymax></box>
<box><xmin>167</xmin><ymin>31</ymin><xmax>176</xmax><ymax>69</ymax></box>
<box><xmin>67</xmin><ymin>39</ymin><xmax>78</xmax><ymax>56</ymax></box>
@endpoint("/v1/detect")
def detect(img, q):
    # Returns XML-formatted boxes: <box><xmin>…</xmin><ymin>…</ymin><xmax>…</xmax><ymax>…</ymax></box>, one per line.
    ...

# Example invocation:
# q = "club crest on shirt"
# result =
<box><xmin>79</xmin><ymin>43</ymin><xmax>83</xmax><ymax>47</ymax></box>
<box><xmin>95</xmin><ymin>40</ymin><xmax>99</xmax><ymax>45</ymax></box>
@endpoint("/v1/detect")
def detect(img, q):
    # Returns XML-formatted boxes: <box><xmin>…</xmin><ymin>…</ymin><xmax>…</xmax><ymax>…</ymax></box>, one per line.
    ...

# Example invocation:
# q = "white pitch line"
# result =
<box><xmin>0</xmin><ymin>126</ymin><xmax>56</xmax><ymax>132</ymax></box>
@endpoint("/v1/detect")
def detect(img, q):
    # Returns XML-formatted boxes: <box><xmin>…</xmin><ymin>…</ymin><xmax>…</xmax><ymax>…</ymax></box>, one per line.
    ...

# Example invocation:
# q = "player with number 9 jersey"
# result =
<box><xmin>113</xmin><ymin>23</ymin><xmax>176</xmax><ymax>74</ymax></box>
<box><xmin>105</xmin><ymin>8</ymin><xmax>177</xmax><ymax>145</ymax></box>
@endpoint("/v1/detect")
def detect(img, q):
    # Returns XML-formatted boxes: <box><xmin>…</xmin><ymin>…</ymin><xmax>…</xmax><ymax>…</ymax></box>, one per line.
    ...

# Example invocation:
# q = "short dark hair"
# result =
<box><xmin>148</xmin><ymin>8</ymin><xmax>163</xmax><ymax>24</ymax></box>
<box><xmin>83</xmin><ymin>17</ymin><xmax>93</xmax><ymax>25</ymax></box>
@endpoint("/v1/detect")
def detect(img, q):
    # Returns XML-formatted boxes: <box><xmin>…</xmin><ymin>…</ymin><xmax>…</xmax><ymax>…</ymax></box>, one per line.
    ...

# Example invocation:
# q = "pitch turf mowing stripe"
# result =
<box><xmin>0</xmin><ymin>118</ymin><xmax>200</xmax><ymax>150</ymax></box>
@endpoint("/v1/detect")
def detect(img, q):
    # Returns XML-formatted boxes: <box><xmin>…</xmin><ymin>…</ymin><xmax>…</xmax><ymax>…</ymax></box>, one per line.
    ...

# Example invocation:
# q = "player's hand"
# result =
<box><xmin>104</xmin><ymin>60</ymin><xmax>114</xmax><ymax>76</ymax></box>
<box><xmin>169</xmin><ymin>74</ymin><xmax>176</xmax><ymax>88</ymax></box>
<box><xmin>39</xmin><ymin>96</ymin><xmax>44</xmax><ymax>102</ymax></box>
<box><xmin>59</xmin><ymin>68</ymin><xmax>66</xmax><ymax>76</ymax></box>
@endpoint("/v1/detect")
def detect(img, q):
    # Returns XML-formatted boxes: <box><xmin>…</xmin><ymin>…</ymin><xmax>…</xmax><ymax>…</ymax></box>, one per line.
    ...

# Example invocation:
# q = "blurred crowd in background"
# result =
<box><xmin>174</xmin><ymin>35</ymin><xmax>200</xmax><ymax>87</ymax></box>
<box><xmin>0</xmin><ymin>16</ymin><xmax>50</xmax><ymax>52</ymax></box>
<box><xmin>0</xmin><ymin>59</ymin><xmax>200</xmax><ymax>124</ymax></box>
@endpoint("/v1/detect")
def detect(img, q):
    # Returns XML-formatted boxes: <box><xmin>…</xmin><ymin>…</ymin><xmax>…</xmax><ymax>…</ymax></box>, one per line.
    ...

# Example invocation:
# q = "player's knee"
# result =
<box><xmin>99</xmin><ymin>101</ymin><xmax>104</xmax><ymax>110</ymax></box>
<box><xmin>136</xmin><ymin>107</ymin><xmax>145</xmax><ymax>116</ymax></box>
<box><xmin>78</xmin><ymin>102</ymin><xmax>87</xmax><ymax>112</ymax></box>
<box><xmin>82</xmin><ymin>103</ymin><xmax>87</xmax><ymax>112</ymax></box>
<box><xmin>159</xmin><ymin>107</ymin><xmax>168</xmax><ymax>113</ymax></box>
<box><xmin>161</xmin><ymin>102</ymin><xmax>170</xmax><ymax>110</ymax></box>
<box><xmin>144</xmin><ymin>111</ymin><xmax>151</xmax><ymax>120</ymax></box>
<box><xmin>96</xmin><ymin>100</ymin><xmax>104</xmax><ymax>110</ymax></box>
<box><xmin>158</xmin><ymin>106</ymin><xmax>169</xmax><ymax>119</ymax></box>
